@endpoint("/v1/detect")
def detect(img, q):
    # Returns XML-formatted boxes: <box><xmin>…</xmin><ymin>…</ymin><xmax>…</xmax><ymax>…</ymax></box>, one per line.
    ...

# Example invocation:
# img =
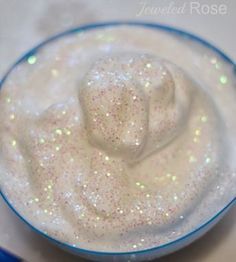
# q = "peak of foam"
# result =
<box><xmin>80</xmin><ymin>54</ymin><xmax>193</xmax><ymax>162</ymax></box>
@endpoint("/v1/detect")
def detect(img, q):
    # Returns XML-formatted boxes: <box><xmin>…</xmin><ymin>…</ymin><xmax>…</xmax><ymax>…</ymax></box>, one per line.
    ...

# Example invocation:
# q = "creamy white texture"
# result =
<box><xmin>80</xmin><ymin>54</ymin><xmax>193</xmax><ymax>162</ymax></box>
<box><xmin>0</xmin><ymin>26</ymin><xmax>235</xmax><ymax>252</ymax></box>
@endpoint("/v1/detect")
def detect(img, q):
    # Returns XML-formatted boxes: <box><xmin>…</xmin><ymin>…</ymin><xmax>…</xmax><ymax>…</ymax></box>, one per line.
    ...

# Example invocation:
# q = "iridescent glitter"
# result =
<box><xmin>220</xmin><ymin>75</ymin><xmax>228</xmax><ymax>84</ymax></box>
<box><xmin>9</xmin><ymin>114</ymin><xmax>15</xmax><ymax>120</ymax></box>
<box><xmin>11</xmin><ymin>140</ymin><xmax>16</xmax><ymax>147</ymax></box>
<box><xmin>0</xmin><ymin>26</ymin><xmax>235</xmax><ymax>254</ymax></box>
<box><xmin>201</xmin><ymin>115</ymin><xmax>208</xmax><ymax>123</ymax></box>
<box><xmin>27</xmin><ymin>55</ymin><xmax>37</xmax><ymax>65</ymax></box>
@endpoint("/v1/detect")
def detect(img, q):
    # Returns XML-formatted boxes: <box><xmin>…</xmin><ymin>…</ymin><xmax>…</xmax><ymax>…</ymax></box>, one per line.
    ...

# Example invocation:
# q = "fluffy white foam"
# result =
<box><xmin>0</xmin><ymin>26</ymin><xmax>235</xmax><ymax>252</ymax></box>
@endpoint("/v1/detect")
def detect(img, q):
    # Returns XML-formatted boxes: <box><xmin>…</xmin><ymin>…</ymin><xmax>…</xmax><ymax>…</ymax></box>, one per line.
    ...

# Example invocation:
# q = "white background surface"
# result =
<box><xmin>0</xmin><ymin>0</ymin><xmax>235</xmax><ymax>261</ymax></box>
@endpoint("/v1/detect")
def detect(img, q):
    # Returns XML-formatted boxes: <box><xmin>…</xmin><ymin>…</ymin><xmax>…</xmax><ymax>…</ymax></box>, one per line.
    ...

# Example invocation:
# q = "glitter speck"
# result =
<box><xmin>172</xmin><ymin>176</ymin><xmax>177</xmax><ymax>182</ymax></box>
<box><xmin>201</xmin><ymin>116</ymin><xmax>208</xmax><ymax>123</ymax></box>
<box><xmin>220</xmin><ymin>75</ymin><xmax>228</xmax><ymax>84</ymax></box>
<box><xmin>51</xmin><ymin>69</ymin><xmax>59</xmax><ymax>77</ymax></box>
<box><xmin>106</xmin><ymin>113</ymin><xmax>110</xmax><ymax>117</ymax></box>
<box><xmin>27</xmin><ymin>55</ymin><xmax>37</xmax><ymax>65</ymax></box>
<box><xmin>205</xmin><ymin>157</ymin><xmax>211</xmax><ymax>164</ymax></box>
<box><xmin>136</xmin><ymin>182</ymin><xmax>141</xmax><ymax>186</ymax></box>
<box><xmin>11</xmin><ymin>140</ymin><xmax>16</xmax><ymax>147</ymax></box>
<box><xmin>96</xmin><ymin>216</ymin><xmax>100</xmax><ymax>221</ymax></box>
<box><xmin>165</xmin><ymin>212</ymin><xmax>169</xmax><ymax>217</ymax></box>
<box><xmin>34</xmin><ymin>198</ymin><xmax>39</xmax><ymax>202</ymax></box>
<box><xmin>62</xmin><ymin>110</ymin><xmax>66</xmax><ymax>115</ymax></box>
<box><xmin>55</xmin><ymin>129</ymin><xmax>63</xmax><ymax>135</ymax></box>
<box><xmin>133</xmin><ymin>244</ymin><xmax>137</xmax><ymax>249</ymax></box>
<box><xmin>146</xmin><ymin>63</ymin><xmax>152</xmax><ymax>68</ymax></box>
<box><xmin>6</xmin><ymin>97</ymin><xmax>11</xmax><ymax>103</ymax></box>
<box><xmin>174</xmin><ymin>195</ymin><xmax>178</xmax><ymax>200</ymax></box>
<box><xmin>133</xmin><ymin>95</ymin><xmax>137</xmax><ymax>100</ymax></box>
<box><xmin>9</xmin><ymin>114</ymin><xmax>15</xmax><ymax>120</ymax></box>
<box><xmin>105</xmin><ymin>156</ymin><xmax>109</xmax><ymax>161</ymax></box>
<box><xmin>65</xmin><ymin>129</ymin><xmax>71</xmax><ymax>136</ymax></box>
<box><xmin>189</xmin><ymin>155</ymin><xmax>197</xmax><ymax>163</ymax></box>
<box><xmin>211</xmin><ymin>58</ymin><xmax>217</xmax><ymax>64</ymax></box>
<box><xmin>55</xmin><ymin>145</ymin><xmax>61</xmax><ymax>151</ymax></box>
<box><xmin>39</xmin><ymin>138</ymin><xmax>45</xmax><ymax>144</ymax></box>
<box><xmin>146</xmin><ymin>194</ymin><xmax>150</xmax><ymax>198</ymax></box>
<box><xmin>106</xmin><ymin>172</ymin><xmax>111</xmax><ymax>177</ymax></box>
<box><xmin>145</xmin><ymin>82</ymin><xmax>150</xmax><ymax>88</ymax></box>
<box><xmin>180</xmin><ymin>215</ymin><xmax>184</xmax><ymax>219</ymax></box>
<box><xmin>195</xmin><ymin>129</ymin><xmax>201</xmax><ymax>136</ymax></box>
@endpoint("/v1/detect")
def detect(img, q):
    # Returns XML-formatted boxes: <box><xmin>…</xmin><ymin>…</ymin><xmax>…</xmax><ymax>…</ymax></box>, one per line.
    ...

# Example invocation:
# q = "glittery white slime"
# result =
<box><xmin>0</xmin><ymin>26</ymin><xmax>235</xmax><ymax>252</ymax></box>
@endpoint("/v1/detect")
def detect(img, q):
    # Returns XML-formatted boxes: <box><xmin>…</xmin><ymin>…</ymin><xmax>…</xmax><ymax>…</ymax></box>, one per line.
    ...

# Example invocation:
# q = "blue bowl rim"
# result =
<box><xmin>0</xmin><ymin>21</ymin><xmax>235</xmax><ymax>257</ymax></box>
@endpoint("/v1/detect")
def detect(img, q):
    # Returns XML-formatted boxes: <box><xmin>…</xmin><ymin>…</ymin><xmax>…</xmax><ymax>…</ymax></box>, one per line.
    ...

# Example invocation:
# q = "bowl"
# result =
<box><xmin>0</xmin><ymin>21</ymin><xmax>235</xmax><ymax>262</ymax></box>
